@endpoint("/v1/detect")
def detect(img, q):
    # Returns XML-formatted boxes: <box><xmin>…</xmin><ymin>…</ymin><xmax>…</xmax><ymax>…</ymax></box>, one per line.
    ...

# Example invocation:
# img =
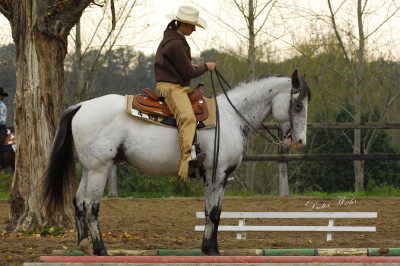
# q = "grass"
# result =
<box><xmin>293</xmin><ymin>185</ymin><xmax>400</xmax><ymax>197</ymax></box>
<box><xmin>0</xmin><ymin>190</ymin><xmax>10</xmax><ymax>199</ymax></box>
<box><xmin>1</xmin><ymin>185</ymin><xmax>400</xmax><ymax>200</ymax></box>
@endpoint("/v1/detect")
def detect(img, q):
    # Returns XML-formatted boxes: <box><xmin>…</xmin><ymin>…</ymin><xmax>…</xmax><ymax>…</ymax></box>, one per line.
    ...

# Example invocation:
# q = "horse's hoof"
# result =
<box><xmin>202</xmin><ymin>248</ymin><xmax>221</xmax><ymax>256</ymax></box>
<box><xmin>94</xmin><ymin>250</ymin><xmax>109</xmax><ymax>256</ymax></box>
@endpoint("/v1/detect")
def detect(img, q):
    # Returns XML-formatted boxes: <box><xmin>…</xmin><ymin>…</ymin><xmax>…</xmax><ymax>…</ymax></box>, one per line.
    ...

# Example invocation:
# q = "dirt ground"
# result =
<box><xmin>0</xmin><ymin>196</ymin><xmax>399</xmax><ymax>265</ymax></box>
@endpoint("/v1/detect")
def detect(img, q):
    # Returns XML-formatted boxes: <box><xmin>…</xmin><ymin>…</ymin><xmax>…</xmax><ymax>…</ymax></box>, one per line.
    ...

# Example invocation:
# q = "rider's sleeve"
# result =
<box><xmin>165</xmin><ymin>40</ymin><xmax>207</xmax><ymax>81</ymax></box>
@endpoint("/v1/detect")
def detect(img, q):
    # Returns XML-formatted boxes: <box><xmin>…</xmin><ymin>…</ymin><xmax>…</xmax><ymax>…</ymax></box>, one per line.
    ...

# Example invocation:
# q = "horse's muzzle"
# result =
<box><xmin>284</xmin><ymin>137</ymin><xmax>305</xmax><ymax>149</ymax></box>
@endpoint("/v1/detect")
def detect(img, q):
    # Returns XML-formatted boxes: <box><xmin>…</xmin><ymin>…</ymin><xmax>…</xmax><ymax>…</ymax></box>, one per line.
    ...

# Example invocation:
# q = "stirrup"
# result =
<box><xmin>189</xmin><ymin>144</ymin><xmax>206</xmax><ymax>179</ymax></box>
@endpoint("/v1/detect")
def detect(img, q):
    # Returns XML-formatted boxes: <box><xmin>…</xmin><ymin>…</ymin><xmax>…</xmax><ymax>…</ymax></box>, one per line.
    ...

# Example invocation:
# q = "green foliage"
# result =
<box><xmin>0</xmin><ymin>170</ymin><xmax>13</xmax><ymax>196</ymax></box>
<box><xmin>113</xmin><ymin>165</ymin><xmax>204</xmax><ymax>198</ymax></box>
<box><xmin>295</xmin><ymin>184</ymin><xmax>400</xmax><ymax>197</ymax></box>
<box><xmin>290</xmin><ymin>106</ymin><xmax>400</xmax><ymax>193</ymax></box>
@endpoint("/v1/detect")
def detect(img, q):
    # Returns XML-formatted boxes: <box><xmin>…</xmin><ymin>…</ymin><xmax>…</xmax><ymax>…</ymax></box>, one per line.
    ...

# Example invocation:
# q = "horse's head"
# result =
<box><xmin>272</xmin><ymin>70</ymin><xmax>311</xmax><ymax>149</ymax></box>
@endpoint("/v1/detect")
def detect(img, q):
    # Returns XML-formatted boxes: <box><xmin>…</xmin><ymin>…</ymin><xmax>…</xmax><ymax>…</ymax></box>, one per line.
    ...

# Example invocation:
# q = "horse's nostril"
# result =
<box><xmin>298</xmin><ymin>139</ymin><xmax>303</xmax><ymax>144</ymax></box>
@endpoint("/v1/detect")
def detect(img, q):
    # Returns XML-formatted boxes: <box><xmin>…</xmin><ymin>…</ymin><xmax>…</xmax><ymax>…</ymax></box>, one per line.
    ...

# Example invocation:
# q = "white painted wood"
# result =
<box><xmin>195</xmin><ymin>225</ymin><xmax>376</xmax><ymax>232</ymax></box>
<box><xmin>195</xmin><ymin>212</ymin><xmax>377</xmax><ymax>241</ymax></box>
<box><xmin>196</xmin><ymin>212</ymin><xmax>377</xmax><ymax>219</ymax></box>
<box><xmin>327</xmin><ymin>218</ymin><xmax>335</xmax><ymax>241</ymax></box>
<box><xmin>237</xmin><ymin>218</ymin><xmax>246</xmax><ymax>239</ymax></box>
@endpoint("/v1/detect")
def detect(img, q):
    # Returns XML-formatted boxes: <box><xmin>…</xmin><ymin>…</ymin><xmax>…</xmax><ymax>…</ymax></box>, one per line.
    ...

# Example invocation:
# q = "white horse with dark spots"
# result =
<box><xmin>42</xmin><ymin>70</ymin><xmax>311</xmax><ymax>256</ymax></box>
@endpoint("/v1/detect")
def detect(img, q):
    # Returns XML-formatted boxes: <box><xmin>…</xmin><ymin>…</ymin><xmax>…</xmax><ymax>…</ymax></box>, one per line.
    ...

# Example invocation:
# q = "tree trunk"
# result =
<box><xmin>354</xmin><ymin>0</ymin><xmax>365</xmax><ymax>192</ymax></box>
<box><xmin>7</xmin><ymin>27</ymin><xmax>68</xmax><ymax>231</ymax></box>
<box><xmin>244</xmin><ymin>0</ymin><xmax>256</xmax><ymax>190</ymax></box>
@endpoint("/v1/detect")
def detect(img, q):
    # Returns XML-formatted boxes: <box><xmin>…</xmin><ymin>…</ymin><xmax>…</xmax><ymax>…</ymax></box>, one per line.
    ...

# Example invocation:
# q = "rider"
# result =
<box><xmin>154</xmin><ymin>5</ymin><xmax>217</xmax><ymax>180</ymax></box>
<box><xmin>0</xmin><ymin>87</ymin><xmax>8</xmax><ymax>166</ymax></box>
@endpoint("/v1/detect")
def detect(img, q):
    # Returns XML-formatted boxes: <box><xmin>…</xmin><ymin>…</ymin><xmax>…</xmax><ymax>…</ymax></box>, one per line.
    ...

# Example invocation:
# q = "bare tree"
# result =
<box><xmin>196</xmin><ymin>0</ymin><xmax>277</xmax><ymax>191</ymax></box>
<box><xmin>283</xmin><ymin>0</ymin><xmax>400</xmax><ymax>192</ymax></box>
<box><xmin>0</xmin><ymin>0</ymin><xmax>119</xmax><ymax>231</ymax></box>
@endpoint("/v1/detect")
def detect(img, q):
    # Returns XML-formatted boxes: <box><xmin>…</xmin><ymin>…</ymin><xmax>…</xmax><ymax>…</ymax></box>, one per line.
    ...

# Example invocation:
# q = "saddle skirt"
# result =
<box><xmin>125</xmin><ymin>84</ymin><xmax>216</xmax><ymax>129</ymax></box>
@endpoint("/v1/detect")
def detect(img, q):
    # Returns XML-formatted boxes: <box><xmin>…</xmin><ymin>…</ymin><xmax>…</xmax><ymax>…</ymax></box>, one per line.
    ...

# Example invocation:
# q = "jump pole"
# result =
<box><xmin>40</xmin><ymin>255</ymin><xmax>400</xmax><ymax>263</ymax></box>
<box><xmin>52</xmin><ymin>248</ymin><xmax>400</xmax><ymax>256</ymax></box>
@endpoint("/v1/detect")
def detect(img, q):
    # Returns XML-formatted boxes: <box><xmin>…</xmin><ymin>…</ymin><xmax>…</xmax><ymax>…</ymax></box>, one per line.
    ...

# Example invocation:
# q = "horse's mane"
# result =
<box><xmin>222</xmin><ymin>74</ymin><xmax>287</xmax><ymax>95</ymax></box>
<box><xmin>225</xmin><ymin>73</ymin><xmax>311</xmax><ymax>102</ymax></box>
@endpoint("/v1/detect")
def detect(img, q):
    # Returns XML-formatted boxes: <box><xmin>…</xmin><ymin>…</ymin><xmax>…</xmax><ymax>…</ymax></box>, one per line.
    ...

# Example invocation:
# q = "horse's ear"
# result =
<box><xmin>291</xmin><ymin>69</ymin><xmax>300</xmax><ymax>88</ymax></box>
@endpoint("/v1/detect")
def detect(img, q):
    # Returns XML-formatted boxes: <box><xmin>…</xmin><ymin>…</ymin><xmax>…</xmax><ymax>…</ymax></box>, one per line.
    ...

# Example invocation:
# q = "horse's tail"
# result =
<box><xmin>42</xmin><ymin>104</ymin><xmax>82</xmax><ymax>219</ymax></box>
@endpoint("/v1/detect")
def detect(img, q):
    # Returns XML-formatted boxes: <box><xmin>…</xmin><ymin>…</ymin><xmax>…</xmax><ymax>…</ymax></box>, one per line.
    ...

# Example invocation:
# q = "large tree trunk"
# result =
<box><xmin>8</xmin><ymin>28</ymin><xmax>67</xmax><ymax>232</ymax></box>
<box><xmin>1</xmin><ymin>0</ymin><xmax>93</xmax><ymax>231</ymax></box>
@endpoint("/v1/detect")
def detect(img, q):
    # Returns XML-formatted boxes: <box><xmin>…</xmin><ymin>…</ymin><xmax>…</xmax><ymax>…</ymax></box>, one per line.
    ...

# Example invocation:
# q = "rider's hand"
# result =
<box><xmin>206</xmin><ymin>62</ymin><xmax>217</xmax><ymax>71</ymax></box>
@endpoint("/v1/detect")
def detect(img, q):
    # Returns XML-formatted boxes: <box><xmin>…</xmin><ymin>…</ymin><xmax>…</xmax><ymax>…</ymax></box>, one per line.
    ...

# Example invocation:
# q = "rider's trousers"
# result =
<box><xmin>156</xmin><ymin>82</ymin><xmax>196</xmax><ymax>180</ymax></box>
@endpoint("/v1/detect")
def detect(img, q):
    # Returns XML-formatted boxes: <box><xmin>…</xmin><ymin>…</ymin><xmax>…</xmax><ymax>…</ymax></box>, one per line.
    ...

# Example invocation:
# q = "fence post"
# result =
<box><xmin>278</xmin><ymin>131</ymin><xmax>289</xmax><ymax>196</ymax></box>
<box><xmin>108</xmin><ymin>164</ymin><xmax>118</xmax><ymax>198</ymax></box>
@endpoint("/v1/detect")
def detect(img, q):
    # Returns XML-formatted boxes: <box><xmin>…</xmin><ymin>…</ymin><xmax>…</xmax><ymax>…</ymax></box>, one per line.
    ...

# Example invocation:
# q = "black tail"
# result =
<box><xmin>42</xmin><ymin>104</ymin><xmax>82</xmax><ymax>218</ymax></box>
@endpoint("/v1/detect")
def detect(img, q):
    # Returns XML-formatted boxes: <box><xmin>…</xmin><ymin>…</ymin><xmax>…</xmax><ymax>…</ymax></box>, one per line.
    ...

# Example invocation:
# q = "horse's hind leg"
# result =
<box><xmin>73</xmin><ymin>169</ymin><xmax>89</xmax><ymax>247</ymax></box>
<box><xmin>84</xmin><ymin>167</ymin><xmax>110</xmax><ymax>256</ymax></box>
<box><xmin>201</xmin><ymin>173</ymin><xmax>228</xmax><ymax>255</ymax></box>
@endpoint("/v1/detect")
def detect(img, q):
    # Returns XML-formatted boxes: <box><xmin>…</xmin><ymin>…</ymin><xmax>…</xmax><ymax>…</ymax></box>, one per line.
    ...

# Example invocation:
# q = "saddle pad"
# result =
<box><xmin>125</xmin><ymin>95</ymin><xmax>216</xmax><ymax>129</ymax></box>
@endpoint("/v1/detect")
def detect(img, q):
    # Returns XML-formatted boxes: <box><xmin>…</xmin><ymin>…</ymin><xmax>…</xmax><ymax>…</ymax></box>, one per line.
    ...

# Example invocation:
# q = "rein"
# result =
<box><xmin>212</xmin><ymin>69</ymin><xmax>285</xmax><ymax>145</ymax></box>
<box><xmin>209</xmin><ymin>69</ymin><xmax>292</xmax><ymax>183</ymax></box>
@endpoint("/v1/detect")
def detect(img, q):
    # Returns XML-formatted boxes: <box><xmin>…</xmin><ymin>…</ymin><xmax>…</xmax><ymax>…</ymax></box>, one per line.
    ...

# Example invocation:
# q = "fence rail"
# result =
<box><xmin>244</xmin><ymin>154</ymin><xmax>400</xmax><ymax>162</ymax></box>
<box><xmin>243</xmin><ymin>123</ymin><xmax>400</xmax><ymax>162</ymax></box>
<box><xmin>262</xmin><ymin>123</ymin><xmax>400</xmax><ymax>130</ymax></box>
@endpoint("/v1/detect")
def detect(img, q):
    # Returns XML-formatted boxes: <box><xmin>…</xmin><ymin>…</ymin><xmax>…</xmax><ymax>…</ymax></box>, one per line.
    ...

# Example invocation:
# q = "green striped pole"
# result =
<box><xmin>369</xmin><ymin>248</ymin><xmax>400</xmax><ymax>256</ymax></box>
<box><xmin>264</xmin><ymin>249</ymin><xmax>316</xmax><ymax>256</ymax></box>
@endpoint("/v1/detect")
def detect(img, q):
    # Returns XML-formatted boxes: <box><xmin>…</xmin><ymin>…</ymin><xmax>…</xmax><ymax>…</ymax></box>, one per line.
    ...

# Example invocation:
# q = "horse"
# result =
<box><xmin>42</xmin><ymin>70</ymin><xmax>311</xmax><ymax>256</ymax></box>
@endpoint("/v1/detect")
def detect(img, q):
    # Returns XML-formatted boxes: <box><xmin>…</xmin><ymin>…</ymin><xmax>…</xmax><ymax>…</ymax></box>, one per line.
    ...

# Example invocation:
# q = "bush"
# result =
<box><xmin>0</xmin><ymin>170</ymin><xmax>12</xmax><ymax>196</ymax></box>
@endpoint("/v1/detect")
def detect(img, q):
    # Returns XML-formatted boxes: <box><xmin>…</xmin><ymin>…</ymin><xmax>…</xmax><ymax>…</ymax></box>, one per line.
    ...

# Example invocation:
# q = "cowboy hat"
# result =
<box><xmin>166</xmin><ymin>5</ymin><xmax>207</xmax><ymax>29</ymax></box>
<box><xmin>0</xmin><ymin>87</ymin><xmax>8</xmax><ymax>97</ymax></box>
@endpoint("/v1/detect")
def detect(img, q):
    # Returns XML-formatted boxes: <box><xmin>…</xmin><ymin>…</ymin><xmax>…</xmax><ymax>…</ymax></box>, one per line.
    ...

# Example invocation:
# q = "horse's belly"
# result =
<box><xmin>123</xmin><ymin>139</ymin><xmax>181</xmax><ymax>176</ymax></box>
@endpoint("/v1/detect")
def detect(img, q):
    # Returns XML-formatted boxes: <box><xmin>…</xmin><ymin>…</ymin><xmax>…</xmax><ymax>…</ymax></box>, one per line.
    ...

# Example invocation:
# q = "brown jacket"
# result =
<box><xmin>154</xmin><ymin>29</ymin><xmax>207</xmax><ymax>87</ymax></box>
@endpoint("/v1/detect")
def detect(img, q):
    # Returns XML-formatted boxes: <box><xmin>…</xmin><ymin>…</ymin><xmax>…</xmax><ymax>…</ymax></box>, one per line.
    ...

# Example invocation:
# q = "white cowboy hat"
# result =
<box><xmin>166</xmin><ymin>5</ymin><xmax>207</xmax><ymax>29</ymax></box>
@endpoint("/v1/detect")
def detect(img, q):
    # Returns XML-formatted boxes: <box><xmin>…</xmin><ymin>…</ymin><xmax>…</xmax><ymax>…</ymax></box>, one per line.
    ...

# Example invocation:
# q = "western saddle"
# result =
<box><xmin>132</xmin><ymin>84</ymin><xmax>209</xmax><ymax>122</ymax></box>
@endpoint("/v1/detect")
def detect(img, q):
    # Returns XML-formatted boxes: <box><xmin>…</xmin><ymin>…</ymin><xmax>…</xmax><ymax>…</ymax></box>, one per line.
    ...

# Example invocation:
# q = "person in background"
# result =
<box><xmin>0</xmin><ymin>87</ymin><xmax>8</xmax><ymax>166</ymax></box>
<box><xmin>154</xmin><ymin>5</ymin><xmax>217</xmax><ymax>180</ymax></box>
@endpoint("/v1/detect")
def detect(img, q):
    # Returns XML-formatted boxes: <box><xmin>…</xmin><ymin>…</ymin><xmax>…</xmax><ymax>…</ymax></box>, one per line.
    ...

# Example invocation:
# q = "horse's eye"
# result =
<box><xmin>294</xmin><ymin>103</ymin><xmax>303</xmax><ymax>112</ymax></box>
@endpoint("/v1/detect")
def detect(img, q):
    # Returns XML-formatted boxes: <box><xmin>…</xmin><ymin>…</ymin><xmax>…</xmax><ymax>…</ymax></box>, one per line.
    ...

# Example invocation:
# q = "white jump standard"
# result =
<box><xmin>196</xmin><ymin>212</ymin><xmax>377</xmax><ymax>241</ymax></box>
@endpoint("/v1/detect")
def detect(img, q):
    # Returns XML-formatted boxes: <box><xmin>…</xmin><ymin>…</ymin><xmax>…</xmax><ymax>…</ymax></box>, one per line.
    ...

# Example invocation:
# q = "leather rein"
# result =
<box><xmin>209</xmin><ymin>69</ymin><xmax>298</xmax><ymax>183</ymax></box>
<box><xmin>212</xmin><ymin>69</ymin><xmax>297</xmax><ymax>145</ymax></box>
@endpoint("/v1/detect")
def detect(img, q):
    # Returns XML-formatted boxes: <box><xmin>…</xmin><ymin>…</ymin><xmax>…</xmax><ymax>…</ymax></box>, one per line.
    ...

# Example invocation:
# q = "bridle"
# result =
<box><xmin>209</xmin><ymin>69</ymin><xmax>303</xmax><ymax>182</ymax></box>
<box><xmin>212</xmin><ymin>69</ymin><xmax>302</xmax><ymax>144</ymax></box>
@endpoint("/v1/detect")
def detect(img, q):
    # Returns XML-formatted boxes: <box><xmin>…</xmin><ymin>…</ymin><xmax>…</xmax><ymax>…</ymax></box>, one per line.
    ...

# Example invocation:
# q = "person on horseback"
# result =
<box><xmin>154</xmin><ymin>5</ymin><xmax>216</xmax><ymax>180</ymax></box>
<box><xmin>0</xmin><ymin>87</ymin><xmax>8</xmax><ymax>166</ymax></box>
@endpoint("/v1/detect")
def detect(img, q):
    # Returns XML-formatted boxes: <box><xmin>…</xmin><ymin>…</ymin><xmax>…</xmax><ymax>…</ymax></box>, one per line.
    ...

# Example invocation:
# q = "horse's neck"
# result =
<box><xmin>217</xmin><ymin>77</ymin><xmax>287</xmax><ymax>131</ymax></box>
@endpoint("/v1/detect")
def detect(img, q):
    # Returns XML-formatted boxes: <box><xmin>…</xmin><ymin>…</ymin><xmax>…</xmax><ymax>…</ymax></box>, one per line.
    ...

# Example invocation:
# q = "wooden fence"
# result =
<box><xmin>243</xmin><ymin>123</ymin><xmax>400</xmax><ymax>162</ymax></box>
<box><xmin>242</xmin><ymin>123</ymin><xmax>400</xmax><ymax>195</ymax></box>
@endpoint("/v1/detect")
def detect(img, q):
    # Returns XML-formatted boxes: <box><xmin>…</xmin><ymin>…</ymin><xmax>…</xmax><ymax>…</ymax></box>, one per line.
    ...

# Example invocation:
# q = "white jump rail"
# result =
<box><xmin>195</xmin><ymin>212</ymin><xmax>377</xmax><ymax>241</ymax></box>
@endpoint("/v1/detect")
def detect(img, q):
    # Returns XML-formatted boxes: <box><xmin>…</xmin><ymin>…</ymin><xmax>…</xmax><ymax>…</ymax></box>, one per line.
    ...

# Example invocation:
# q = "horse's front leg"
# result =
<box><xmin>201</xmin><ymin>171</ymin><xmax>228</xmax><ymax>255</ymax></box>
